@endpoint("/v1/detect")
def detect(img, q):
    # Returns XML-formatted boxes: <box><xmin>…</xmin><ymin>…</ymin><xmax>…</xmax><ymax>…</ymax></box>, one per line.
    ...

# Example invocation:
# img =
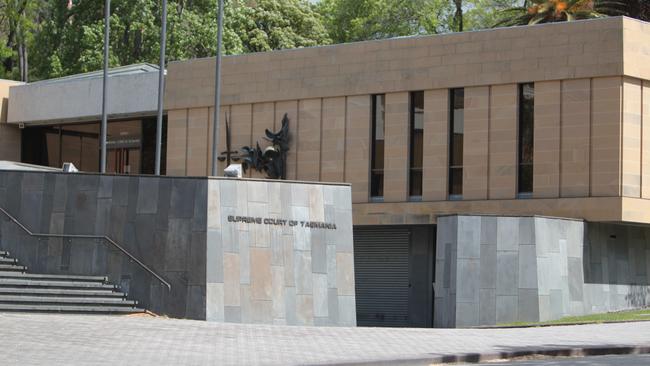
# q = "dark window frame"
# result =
<box><xmin>409</xmin><ymin>91</ymin><xmax>424</xmax><ymax>200</ymax></box>
<box><xmin>370</xmin><ymin>94</ymin><xmax>385</xmax><ymax>200</ymax></box>
<box><xmin>448</xmin><ymin>88</ymin><xmax>464</xmax><ymax>199</ymax></box>
<box><xmin>517</xmin><ymin>83</ymin><xmax>535</xmax><ymax>196</ymax></box>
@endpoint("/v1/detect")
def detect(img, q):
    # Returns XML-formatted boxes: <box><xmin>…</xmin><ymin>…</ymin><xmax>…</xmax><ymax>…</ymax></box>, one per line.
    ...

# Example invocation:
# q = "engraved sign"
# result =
<box><xmin>227</xmin><ymin>215</ymin><xmax>337</xmax><ymax>230</ymax></box>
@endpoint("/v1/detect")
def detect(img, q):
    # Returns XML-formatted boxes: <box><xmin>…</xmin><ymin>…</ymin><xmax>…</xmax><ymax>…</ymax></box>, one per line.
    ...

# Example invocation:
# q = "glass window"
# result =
<box><xmin>449</xmin><ymin>88</ymin><xmax>464</xmax><ymax>198</ymax></box>
<box><xmin>141</xmin><ymin>117</ymin><xmax>167</xmax><ymax>175</ymax></box>
<box><xmin>61</xmin><ymin>123</ymin><xmax>100</xmax><ymax>172</ymax></box>
<box><xmin>371</xmin><ymin>94</ymin><xmax>385</xmax><ymax>199</ymax></box>
<box><xmin>518</xmin><ymin>83</ymin><xmax>534</xmax><ymax>195</ymax></box>
<box><xmin>20</xmin><ymin>118</ymin><xmax>166</xmax><ymax>175</ymax></box>
<box><xmin>409</xmin><ymin>91</ymin><xmax>424</xmax><ymax>198</ymax></box>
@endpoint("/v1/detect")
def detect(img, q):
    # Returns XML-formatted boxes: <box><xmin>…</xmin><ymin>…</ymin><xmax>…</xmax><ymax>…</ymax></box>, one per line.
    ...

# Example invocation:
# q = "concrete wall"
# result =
<box><xmin>0</xmin><ymin>170</ymin><xmax>356</xmax><ymax>326</ymax></box>
<box><xmin>7</xmin><ymin>66</ymin><xmax>158</xmax><ymax>125</ymax></box>
<box><xmin>435</xmin><ymin>215</ymin><xmax>650</xmax><ymax>328</ymax></box>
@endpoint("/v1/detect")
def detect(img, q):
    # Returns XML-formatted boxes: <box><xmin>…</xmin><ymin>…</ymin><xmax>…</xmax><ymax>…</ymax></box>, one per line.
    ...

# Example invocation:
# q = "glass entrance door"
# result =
<box><xmin>105</xmin><ymin>120</ymin><xmax>142</xmax><ymax>175</ymax></box>
<box><xmin>107</xmin><ymin>148</ymin><xmax>140</xmax><ymax>174</ymax></box>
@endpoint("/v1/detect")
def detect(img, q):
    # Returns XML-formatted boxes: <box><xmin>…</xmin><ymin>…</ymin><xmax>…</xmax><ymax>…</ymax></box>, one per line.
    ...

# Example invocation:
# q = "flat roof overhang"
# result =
<box><xmin>7</xmin><ymin>64</ymin><xmax>161</xmax><ymax>126</ymax></box>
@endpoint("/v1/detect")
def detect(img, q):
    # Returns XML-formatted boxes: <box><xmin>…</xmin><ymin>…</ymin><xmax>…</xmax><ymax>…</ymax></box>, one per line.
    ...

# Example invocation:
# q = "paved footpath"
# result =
<box><xmin>2</xmin><ymin>313</ymin><xmax>650</xmax><ymax>366</ymax></box>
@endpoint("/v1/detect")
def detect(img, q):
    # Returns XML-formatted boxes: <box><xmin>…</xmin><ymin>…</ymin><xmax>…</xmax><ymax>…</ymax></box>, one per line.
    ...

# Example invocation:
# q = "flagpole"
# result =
<box><xmin>155</xmin><ymin>0</ymin><xmax>167</xmax><ymax>176</ymax></box>
<box><xmin>100</xmin><ymin>0</ymin><xmax>110</xmax><ymax>174</ymax></box>
<box><xmin>211</xmin><ymin>0</ymin><xmax>224</xmax><ymax>176</ymax></box>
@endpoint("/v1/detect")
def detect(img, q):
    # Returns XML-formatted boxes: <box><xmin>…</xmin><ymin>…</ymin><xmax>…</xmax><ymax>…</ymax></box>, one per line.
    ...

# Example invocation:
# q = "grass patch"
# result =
<box><xmin>498</xmin><ymin>308</ymin><xmax>650</xmax><ymax>327</ymax></box>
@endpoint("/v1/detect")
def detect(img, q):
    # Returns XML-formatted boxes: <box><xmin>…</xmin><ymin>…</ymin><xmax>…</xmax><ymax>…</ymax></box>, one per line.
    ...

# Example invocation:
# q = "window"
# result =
<box><xmin>449</xmin><ymin>88</ymin><xmax>464</xmax><ymax>198</ymax></box>
<box><xmin>518</xmin><ymin>83</ymin><xmax>534</xmax><ymax>195</ymax></box>
<box><xmin>20</xmin><ymin>117</ymin><xmax>166</xmax><ymax>175</ymax></box>
<box><xmin>371</xmin><ymin>94</ymin><xmax>385</xmax><ymax>199</ymax></box>
<box><xmin>409</xmin><ymin>91</ymin><xmax>424</xmax><ymax>198</ymax></box>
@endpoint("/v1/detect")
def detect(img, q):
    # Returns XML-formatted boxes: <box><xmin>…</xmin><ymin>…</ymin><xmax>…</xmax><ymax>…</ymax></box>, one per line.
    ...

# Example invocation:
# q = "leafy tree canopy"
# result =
<box><xmin>4</xmin><ymin>0</ymin><xmax>331</xmax><ymax>81</ymax></box>
<box><xmin>316</xmin><ymin>0</ymin><xmax>523</xmax><ymax>42</ymax></box>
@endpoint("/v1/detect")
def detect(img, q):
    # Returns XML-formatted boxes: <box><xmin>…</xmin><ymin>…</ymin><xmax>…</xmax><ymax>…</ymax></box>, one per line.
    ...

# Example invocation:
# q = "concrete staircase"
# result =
<box><xmin>0</xmin><ymin>250</ymin><xmax>145</xmax><ymax>314</ymax></box>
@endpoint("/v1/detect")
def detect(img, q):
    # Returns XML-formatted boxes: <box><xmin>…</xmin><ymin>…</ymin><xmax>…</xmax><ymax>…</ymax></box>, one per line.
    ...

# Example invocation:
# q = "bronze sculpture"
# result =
<box><xmin>240</xmin><ymin>113</ymin><xmax>290</xmax><ymax>180</ymax></box>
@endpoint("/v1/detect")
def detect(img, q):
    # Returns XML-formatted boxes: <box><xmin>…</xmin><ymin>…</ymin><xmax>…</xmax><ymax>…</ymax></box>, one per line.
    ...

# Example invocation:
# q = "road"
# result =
<box><xmin>471</xmin><ymin>354</ymin><xmax>650</xmax><ymax>365</ymax></box>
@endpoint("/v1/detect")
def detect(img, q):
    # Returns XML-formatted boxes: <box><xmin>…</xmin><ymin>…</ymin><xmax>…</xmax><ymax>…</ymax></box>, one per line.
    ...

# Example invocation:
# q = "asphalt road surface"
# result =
<box><xmin>471</xmin><ymin>354</ymin><xmax>650</xmax><ymax>365</ymax></box>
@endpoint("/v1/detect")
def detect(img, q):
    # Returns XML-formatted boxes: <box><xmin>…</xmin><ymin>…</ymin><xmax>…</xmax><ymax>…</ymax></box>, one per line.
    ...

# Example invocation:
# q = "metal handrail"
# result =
<box><xmin>0</xmin><ymin>206</ymin><xmax>171</xmax><ymax>291</ymax></box>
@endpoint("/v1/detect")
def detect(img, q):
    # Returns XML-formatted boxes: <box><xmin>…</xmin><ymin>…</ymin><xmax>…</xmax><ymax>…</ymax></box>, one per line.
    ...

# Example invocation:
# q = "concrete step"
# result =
<box><xmin>0</xmin><ymin>272</ymin><xmax>107</xmax><ymax>282</ymax></box>
<box><xmin>0</xmin><ymin>257</ymin><xmax>17</xmax><ymax>264</ymax></box>
<box><xmin>0</xmin><ymin>287</ymin><xmax>126</xmax><ymax>298</ymax></box>
<box><xmin>0</xmin><ymin>264</ymin><xmax>26</xmax><ymax>272</ymax></box>
<box><xmin>0</xmin><ymin>295</ymin><xmax>137</xmax><ymax>306</ymax></box>
<box><xmin>0</xmin><ymin>278</ymin><xmax>116</xmax><ymax>289</ymax></box>
<box><xmin>0</xmin><ymin>303</ymin><xmax>144</xmax><ymax>314</ymax></box>
<box><xmin>0</xmin><ymin>250</ymin><xmax>147</xmax><ymax>315</ymax></box>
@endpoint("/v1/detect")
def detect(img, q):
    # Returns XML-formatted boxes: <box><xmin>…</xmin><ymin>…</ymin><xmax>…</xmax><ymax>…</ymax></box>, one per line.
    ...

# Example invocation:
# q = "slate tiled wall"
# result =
<box><xmin>435</xmin><ymin>216</ymin><xmax>542</xmax><ymax>327</ymax></box>
<box><xmin>0</xmin><ymin>171</ymin><xmax>207</xmax><ymax>319</ymax></box>
<box><xmin>204</xmin><ymin>179</ymin><xmax>356</xmax><ymax>326</ymax></box>
<box><xmin>0</xmin><ymin>171</ymin><xmax>356</xmax><ymax>326</ymax></box>
<box><xmin>436</xmin><ymin>215</ymin><xmax>650</xmax><ymax>328</ymax></box>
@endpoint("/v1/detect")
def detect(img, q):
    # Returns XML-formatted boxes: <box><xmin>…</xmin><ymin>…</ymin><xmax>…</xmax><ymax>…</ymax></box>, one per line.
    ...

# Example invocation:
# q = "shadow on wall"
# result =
<box><xmin>626</xmin><ymin>286</ymin><xmax>650</xmax><ymax>308</ymax></box>
<box><xmin>584</xmin><ymin>222</ymin><xmax>650</xmax><ymax>309</ymax></box>
<box><xmin>583</xmin><ymin>223</ymin><xmax>650</xmax><ymax>286</ymax></box>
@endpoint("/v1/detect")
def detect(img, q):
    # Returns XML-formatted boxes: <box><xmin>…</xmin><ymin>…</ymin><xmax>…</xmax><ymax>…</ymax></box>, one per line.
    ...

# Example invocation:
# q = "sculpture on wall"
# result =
<box><xmin>241</xmin><ymin>113</ymin><xmax>290</xmax><ymax>180</ymax></box>
<box><xmin>217</xmin><ymin>115</ymin><xmax>241</xmax><ymax>167</ymax></box>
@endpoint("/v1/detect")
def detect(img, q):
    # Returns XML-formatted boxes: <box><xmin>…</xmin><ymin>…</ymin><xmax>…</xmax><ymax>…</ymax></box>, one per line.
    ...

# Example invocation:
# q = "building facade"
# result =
<box><xmin>1</xmin><ymin>16</ymin><xmax>650</xmax><ymax>327</ymax></box>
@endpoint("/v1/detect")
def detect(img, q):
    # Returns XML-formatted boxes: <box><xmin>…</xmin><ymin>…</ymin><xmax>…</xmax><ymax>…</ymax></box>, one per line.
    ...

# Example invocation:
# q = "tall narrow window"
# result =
<box><xmin>518</xmin><ymin>83</ymin><xmax>534</xmax><ymax>195</ymax></box>
<box><xmin>409</xmin><ymin>91</ymin><xmax>424</xmax><ymax>198</ymax></box>
<box><xmin>371</xmin><ymin>94</ymin><xmax>385</xmax><ymax>199</ymax></box>
<box><xmin>449</xmin><ymin>88</ymin><xmax>464</xmax><ymax>198</ymax></box>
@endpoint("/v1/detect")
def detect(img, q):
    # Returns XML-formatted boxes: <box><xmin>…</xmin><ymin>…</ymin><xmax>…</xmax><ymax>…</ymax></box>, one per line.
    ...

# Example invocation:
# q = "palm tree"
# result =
<box><xmin>495</xmin><ymin>0</ymin><xmax>627</xmax><ymax>26</ymax></box>
<box><xmin>624</xmin><ymin>0</ymin><xmax>650</xmax><ymax>21</ymax></box>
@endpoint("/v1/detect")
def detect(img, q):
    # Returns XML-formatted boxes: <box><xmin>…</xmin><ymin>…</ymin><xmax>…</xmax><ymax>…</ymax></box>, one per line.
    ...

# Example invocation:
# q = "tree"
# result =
<box><xmin>452</xmin><ymin>0</ymin><xmax>463</xmax><ymax>31</ymax></box>
<box><xmin>25</xmin><ymin>0</ymin><xmax>331</xmax><ymax>81</ymax></box>
<box><xmin>227</xmin><ymin>0</ymin><xmax>331</xmax><ymax>53</ymax></box>
<box><xmin>495</xmin><ymin>0</ymin><xmax>626</xmax><ymax>26</ymax></box>
<box><xmin>316</xmin><ymin>0</ymin><xmax>454</xmax><ymax>43</ymax></box>
<box><xmin>0</xmin><ymin>0</ymin><xmax>44</xmax><ymax>81</ymax></box>
<box><xmin>462</xmin><ymin>0</ymin><xmax>526</xmax><ymax>30</ymax></box>
<box><xmin>316</xmin><ymin>0</ymin><xmax>523</xmax><ymax>42</ymax></box>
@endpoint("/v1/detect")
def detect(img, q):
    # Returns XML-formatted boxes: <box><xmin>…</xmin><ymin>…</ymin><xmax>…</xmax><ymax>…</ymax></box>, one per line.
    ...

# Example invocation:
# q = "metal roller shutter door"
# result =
<box><xmin>353</xmin><ymin>227</ymin><xmax>410</xmax><ymax>327</ymax></box>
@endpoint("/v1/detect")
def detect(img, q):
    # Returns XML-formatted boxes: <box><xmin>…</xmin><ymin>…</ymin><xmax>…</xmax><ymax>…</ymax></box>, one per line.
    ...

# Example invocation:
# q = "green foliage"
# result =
<box><xmin>229</xmin><ymin>0</ymin><xmax>331</xmax><ymax>53</ymax></box>
<box><xmin>7</xmin><ymin>0</ymin><xmax>331</xmax><ymax>81</ymax></box>
<box><xmin>0</xmin><ymin>0</ymin><xmax>44</xmax><ymax>80</ymax></box>
<box><xmin>316</xmin><ymin>0</ymin><xmax>524</xmax><ymax>42</ymax></box>
<box><xmin>463</xmin><ymin>0</ymin><xmax>526</xmax><ymax>30</ymax></box>
<box><xmin>316</xmin><ymin>0</ymin><xmax>451</xmax><ymax>42</ymax></box>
